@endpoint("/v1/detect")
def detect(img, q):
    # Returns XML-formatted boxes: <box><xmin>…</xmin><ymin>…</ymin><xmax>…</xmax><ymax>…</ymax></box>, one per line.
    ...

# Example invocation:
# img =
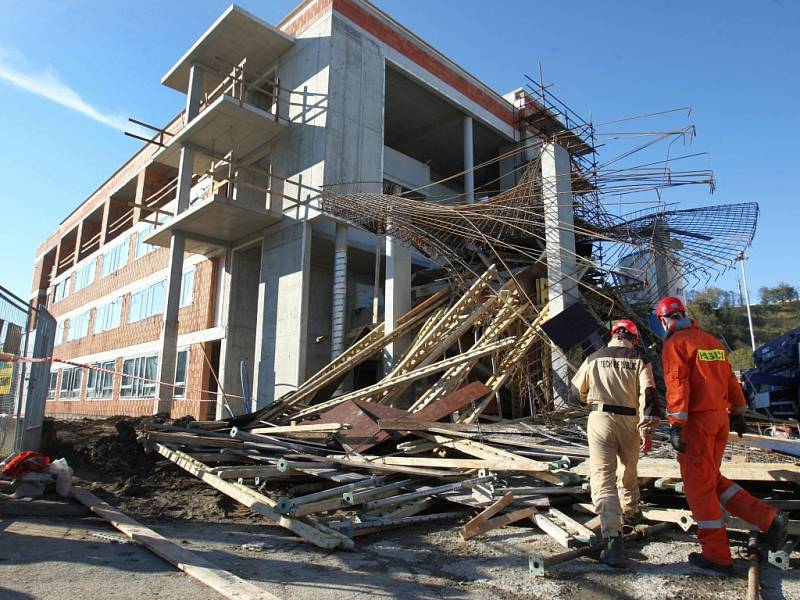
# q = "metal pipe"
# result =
<box><xmin>747</xmin><ymin>533</ymin><xmax>760</xmax><ymax>600</ymax></box>
<box><xmin>343</xmin><ymin>478</ymin><xmax>423</xmax><ymax>505</ymax></box>
<box><xmin>529</xmin><ymin>522</ymin><xmax>672</xmax><ymax>576</ymax></box>
<box><xmin>362</xmin><ymin>475</ymin><xmax>494</xmax><ymax>511</ymax></box>
<box><xmin>282</xmin><ymin>475</ymin><xmax>387</xmax><ymax>511</ymax></box>
<box><xmin>739</xmin><ymin>255</ymin><xmax>757</xmax><ymax>351</ymax></box>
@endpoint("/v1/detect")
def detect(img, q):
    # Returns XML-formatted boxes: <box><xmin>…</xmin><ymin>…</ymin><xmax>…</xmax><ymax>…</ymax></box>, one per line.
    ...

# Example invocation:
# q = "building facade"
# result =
<box><xmin>32</xmin><ymin>0</ymin><xmax>580</xmax><ymax>420</ymax></box>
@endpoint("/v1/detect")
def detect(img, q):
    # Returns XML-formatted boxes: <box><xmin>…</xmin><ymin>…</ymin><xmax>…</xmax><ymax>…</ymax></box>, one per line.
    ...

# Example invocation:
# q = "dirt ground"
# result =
<box><xmin>1</xmin><ymin>417</ymin><xmax>796</xmax><ymax>600</ymax></box>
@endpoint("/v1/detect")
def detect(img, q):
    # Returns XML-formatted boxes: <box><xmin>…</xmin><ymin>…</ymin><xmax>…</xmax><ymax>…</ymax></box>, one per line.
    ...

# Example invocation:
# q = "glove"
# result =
<box><xmin>640</xmin><ymin>432</ymin><xmax>652</xmax><ymax>455</ymax></box>
<box><xmin>669</xmin><ymin>424</ymin><xmax>686</xmax><ymax>453</ymax></box>
<box><xmin>730</xmin><ymin>413</ymin><xmax>747</xmax><ymax>438</ymax></box>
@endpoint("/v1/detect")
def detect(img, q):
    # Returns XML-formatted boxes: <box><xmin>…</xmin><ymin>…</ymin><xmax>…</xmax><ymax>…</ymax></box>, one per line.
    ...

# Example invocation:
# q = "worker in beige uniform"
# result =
<box><xmin>572</xmin><ymin>319</ymin><xmax>660</xmax><ymax>567</ymax></box>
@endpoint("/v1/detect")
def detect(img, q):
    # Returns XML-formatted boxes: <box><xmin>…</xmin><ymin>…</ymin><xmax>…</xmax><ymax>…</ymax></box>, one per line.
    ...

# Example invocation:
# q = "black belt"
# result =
<box><xmin>590</xmin><ymin>404</ymin><xmax>637</xmax><ymax>416</ymax></box>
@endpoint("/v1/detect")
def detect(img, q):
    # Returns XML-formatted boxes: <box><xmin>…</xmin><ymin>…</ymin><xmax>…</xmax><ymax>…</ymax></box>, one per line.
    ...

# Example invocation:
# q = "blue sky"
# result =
<box><xmin>0</xmin><ymin>0</ymin><xmax>797</xmax><ymax>302</ymax></box>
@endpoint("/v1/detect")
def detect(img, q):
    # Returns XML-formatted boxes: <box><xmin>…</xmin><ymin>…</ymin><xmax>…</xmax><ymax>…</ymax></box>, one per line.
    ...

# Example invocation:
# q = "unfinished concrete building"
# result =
<box><xmin>32</xmin><ymin>0</ymin><xmax>587</xmax><ymax>420</ymax></box>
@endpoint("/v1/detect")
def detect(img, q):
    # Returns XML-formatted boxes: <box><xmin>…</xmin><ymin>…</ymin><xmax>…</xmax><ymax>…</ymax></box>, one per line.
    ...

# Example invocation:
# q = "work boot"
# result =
<box><xmin>688</xmin><ymin>552</ymin><xmax>734</xmax><ymax>575</ymax></box>
<box><xmin>600</xmin><ymin>536</ymin><xmax>628</xmax><ymax>568</ymax></box>
<box><xmin>623</xmin><ymin>509</ymin><xmax>643</xmax><ymax>527</ymax></box>
<box><xmin>762</xmin><ymin>511</ymin><xmax>788</xmax><ymax>551</ymax></box>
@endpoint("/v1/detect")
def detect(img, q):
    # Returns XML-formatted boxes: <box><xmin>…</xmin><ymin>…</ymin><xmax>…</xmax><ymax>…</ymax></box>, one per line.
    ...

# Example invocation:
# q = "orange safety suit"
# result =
<box><xmin>662</xmin><ymin>319</ymin><xmax>777</xmax><ymax>565</ymax></box>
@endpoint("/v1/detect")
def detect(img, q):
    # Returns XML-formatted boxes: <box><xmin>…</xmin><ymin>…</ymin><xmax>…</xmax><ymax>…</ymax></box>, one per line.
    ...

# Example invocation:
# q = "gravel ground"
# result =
<box><xmin>1</xmin><ymin>512</ymin><xmax>797</xmax><ymax>600</ymax></box>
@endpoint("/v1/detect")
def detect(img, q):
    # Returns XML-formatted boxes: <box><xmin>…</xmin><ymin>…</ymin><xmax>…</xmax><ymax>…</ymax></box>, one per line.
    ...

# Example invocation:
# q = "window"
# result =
<box><xmin>47</xmin><ymin>370</ymin><xmax>58</xmax><ymax>400</ymax></box>
<box><xmin>102</xmin><ymin>240</ymin><xmax>128</xmax><ymax>276</ymax></box>
<box><xmin>73</xmin><ymin>259</ymin><xmax>96</xmax><ymax>292</ymax></box>
<box><xmin>54</xmin><ymin>320</ymin><xmax>65</xmax><ymax>346</ymax></box>
<box><xmin>120</xmin><ymin>354</ymin><xmax>158</xmax><ymax>398</ymax></box>
<box><xmin>53</xmin><ymin>278</ymin><xmax>70</xmax><ymax>303</ymax></box>
<box><xmin>135</xmin><ymin>224</ymin><xmax>158</xmax><ymax>259</ymax></box>
<box><xmin>179</xmin><ymin>268</ymin><xmax>195</xmax><ymax>307</ymax></box>
<box><xmin>95</xmin><ymin>297</ymin><xmax>122</xmax><ymax>334</ymax></box>
<box><xmin>174</xmin><ymin>349</ymin><xmax>188</xmax><ymax>397</ymax></box>
<box><xmin>87</xmin><ymin>361</ymin><xmax>115</xmax><ymax>399</ymax></box>
<box><xmin>129</xmin><ymin>280</ymin><xmax>165</xmax><ymax>323</ymax></box>
<box><xmin>67</xmin><ymin>311</ymin><xmax>90</xmax><ymax>341</ymax></box>
<box><xmin>59</xmin><ymin>367</ymin><xmax>83</xmax><ymax>399</ymax></box>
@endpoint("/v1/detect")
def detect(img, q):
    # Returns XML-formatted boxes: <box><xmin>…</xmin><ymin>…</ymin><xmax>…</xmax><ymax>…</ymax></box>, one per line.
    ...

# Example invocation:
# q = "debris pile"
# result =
<box><xmin>130</xmin><ymin>266</ymin><xmax>800</xmax><ymax>577</ymax></box>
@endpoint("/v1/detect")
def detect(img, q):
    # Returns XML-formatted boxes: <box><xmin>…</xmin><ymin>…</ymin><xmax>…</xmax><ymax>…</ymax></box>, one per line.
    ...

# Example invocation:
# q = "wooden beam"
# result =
<box><xmin>418</xmin><ymin>433</ymin><xmax>561</xmax><ymax>484</ymax></box>
<box><xmin>289</xmin><ymin>338</ymin><xmax>516</xmax><ymax>420</ymax></box>
<box><xmin>465</xmin><ymin>507</ymin><xmax>537</xmax><ymax>540</ymax></box>
<box><xmin>572</xmin><ymin>459</ymin><xmax>800</xmax><ymax>483</ymax></box>
<box><xmin>71</xmin><ymin>487</ymin><xmax>281</xmax><ymax>600</ymax></box>
<box><xmin>460</xmin><ymin>492</ymin><xmax>515</xmax><ymax>540</ymax></box>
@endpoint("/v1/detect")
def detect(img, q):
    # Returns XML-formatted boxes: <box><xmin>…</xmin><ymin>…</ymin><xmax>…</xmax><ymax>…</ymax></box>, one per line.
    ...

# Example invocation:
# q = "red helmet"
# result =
<box><xmin>611</xmin><ymin>319</ymin><xmax>639</xmax><ymax>343</ymax></box>
<box><xmin>656</xmin><ymin>295</ymin><xmax>687</xmax><ymax>318</ymax></box>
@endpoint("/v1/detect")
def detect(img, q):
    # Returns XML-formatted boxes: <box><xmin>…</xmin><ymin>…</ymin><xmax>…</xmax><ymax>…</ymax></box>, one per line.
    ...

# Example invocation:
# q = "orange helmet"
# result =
<box><xmin>656</xmin><ymin>295</ymin><xmax>687</xmax><ymax>318</ymax></box>
<box><xmin>611</xmin><ymin>319</ymin><xmax>639</xmax><ymax>344</ymax></box>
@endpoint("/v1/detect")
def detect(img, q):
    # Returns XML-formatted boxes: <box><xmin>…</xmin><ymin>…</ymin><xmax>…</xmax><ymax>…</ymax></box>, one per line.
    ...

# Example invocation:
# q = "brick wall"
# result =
<box><xmin>45</xmin><ymin>255</ymin><xmax>218</xmax><ymax>420</ymax></box>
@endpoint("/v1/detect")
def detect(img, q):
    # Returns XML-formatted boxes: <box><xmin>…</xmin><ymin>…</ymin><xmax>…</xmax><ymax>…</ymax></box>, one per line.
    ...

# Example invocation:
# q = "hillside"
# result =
<box><xmin>688</xmin><ymin>300</ymin><xmax>800</xmax><ymax>369</ymax></box>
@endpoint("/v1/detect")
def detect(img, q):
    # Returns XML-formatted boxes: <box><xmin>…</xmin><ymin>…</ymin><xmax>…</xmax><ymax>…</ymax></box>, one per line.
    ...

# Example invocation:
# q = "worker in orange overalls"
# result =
<box><xmin>657</xmin><ymin>295</ymin><xmax>788</xmax><ymax>574</ymax></box>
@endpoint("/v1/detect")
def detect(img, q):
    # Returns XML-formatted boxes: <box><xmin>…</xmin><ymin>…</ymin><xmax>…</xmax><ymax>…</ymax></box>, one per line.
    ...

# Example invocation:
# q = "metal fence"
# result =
<box><xmin>0</xmin><ymin>285</ymin><xmax>56</xmax><ymax>458</ymax></box>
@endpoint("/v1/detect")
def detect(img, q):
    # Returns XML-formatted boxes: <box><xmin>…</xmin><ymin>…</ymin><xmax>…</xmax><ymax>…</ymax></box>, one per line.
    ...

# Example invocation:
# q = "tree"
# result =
<box><xmin>688</xmin><ymin>286</ymin><xmax>730</xmax><ymax>310</ymax></box>
<box><xmin>759</xmin><ymin>282</ymin><xmax>799</xmax><ymax>305</ymax></box>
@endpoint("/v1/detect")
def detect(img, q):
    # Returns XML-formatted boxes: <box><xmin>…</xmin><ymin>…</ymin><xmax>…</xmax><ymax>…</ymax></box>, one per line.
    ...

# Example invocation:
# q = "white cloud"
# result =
<box><xmin>0</xmin><ymin>48</ymin><xmax>141</xmax><ymax>134</ymax></box>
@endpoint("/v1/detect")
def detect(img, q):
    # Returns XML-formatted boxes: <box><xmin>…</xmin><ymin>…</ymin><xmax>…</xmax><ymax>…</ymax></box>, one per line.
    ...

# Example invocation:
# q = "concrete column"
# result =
<box><xmin>154</xmin><ymin>231</ymin><xmax>186</xmax><ymax>414</ymax></box>
<box><xmin>463</xmin><ymin>115</ymin><xmax>475</xmax><ymax>203</ymax></box>
<box><xmin>218</xmin><ymin>247</ymin><xmax>260</xmax><ymax>418</ymax></box>
<box><xmin>541</xmin><ymin>141</ymin><xmax>578</xmax><ymax>407</ymax></box>
<box><xmin>133</xmin><ymin>170</ymin><xmax>146</xmax><ymax>224</ymax></box>
<box><xmin>73</xmin><ymin>221</ymin><xmax>84</xmax><ymax>266</ymax></box>
<box><xmin>253</xmin><ymin>221</ymin><xmax>312</xmax><ymax>407</ymax></box>
<box><xmin>153</xmin><ymin>64</ymin><xmax>204</xmax><ymax>415</ymax></box>
<box><xmin>383</xmin><ymin>222</ymin><xmax>412</xmax><ymax>372</ymax></box>
<box><xmin>331</xmin><ymin>222</ymin><xmax>348</xmax><ymax>359</ymax></box>
<box><xmin>186</xmin><ymin>63</ymin><xmax>204</xmax><ymax>121</ymax></box>
<box><xmin>98</xmin><ymin>199</ymin><xmax>111</xmax><ymax>247</ymax></box>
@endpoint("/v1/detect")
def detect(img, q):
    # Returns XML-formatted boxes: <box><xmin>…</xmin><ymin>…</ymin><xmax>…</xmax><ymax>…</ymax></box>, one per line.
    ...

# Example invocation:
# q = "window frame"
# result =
<box><xmin>86</xmin><ymin>361</ymin><xmax>115</xmax><ymax>400</ymax></box>
<box><xmin>59</xmin><ymin>367</ymin><xmax>83</xmax><ymax>400</ymax></box>
<box><xmin>120</xmin><ymin>353</ymin><xmax>159</xmax><ymax>398</ymax></box>
<box><xmin>73</xmin><ymin>258</ymin><xmax>97</xmax><ymax>293</ymax></box>
<box><xmin>102</xmin><ymin>239</ymin><xmax>129</xmax><ymax>277</ymax></box>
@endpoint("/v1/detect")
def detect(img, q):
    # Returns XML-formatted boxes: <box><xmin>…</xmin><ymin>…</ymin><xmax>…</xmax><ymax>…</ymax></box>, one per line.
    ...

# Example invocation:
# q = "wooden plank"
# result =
<box><xmin>459</xmin><ymin>492</ymin><xmax>515</xmax><ymax>540</ymax></box>
<box><xmin>419</xmin><ymin>433</ymin><xmax>561</xmax><ymax>484</ymax></box>
<box><xmin>464</xmin><ymin>507</ymin><xmax>537</xmax><ymax>540</ymax></box>
<box><xmin>154</xmin><ymin>444</ymin><xmax>352</xmax><ymax>550</ymax></box>
<box><xmin>727</xmin><ymin>432</ymin><xmax>800</xmax><ymax>458</ymax></box>
<box><xmin>249</xmin><ymin>423</ymin><xmax>350</xmax><ymax>435</ymax></box>
<box><xmin>293</xmin><ymin>453</ymin><xmax>461</xmax><ymax>478</ymax></box>
<box><xmin>289</xmin><ymin>338</ymin><xmax>516</xmax><ymax>420</ymax></box>
<box><xmin>573</xmin><ymin>459</ymin><xmax>800</xmax><ymax>483</ymax></box>
<box><xmin>338</xmin><ymin>455</ymin><xmax>557</xmax><ymax>473</ymax></box>
<box><xmin>410</xmin><ymin>289</ymin><xmax>523</xmax><ymax>413</ymax></box>
<box><xmin>71</xmin><ymin>487</ymin><xmax>281</xmax><ymax>600</ymax></box>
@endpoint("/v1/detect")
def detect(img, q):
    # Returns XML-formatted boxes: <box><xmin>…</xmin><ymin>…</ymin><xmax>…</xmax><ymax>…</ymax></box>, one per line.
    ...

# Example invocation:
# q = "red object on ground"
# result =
<box><xmin>2</xmin><ymin>451</ymin><xmax>52</xmax><ymax>478</ymax></box>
